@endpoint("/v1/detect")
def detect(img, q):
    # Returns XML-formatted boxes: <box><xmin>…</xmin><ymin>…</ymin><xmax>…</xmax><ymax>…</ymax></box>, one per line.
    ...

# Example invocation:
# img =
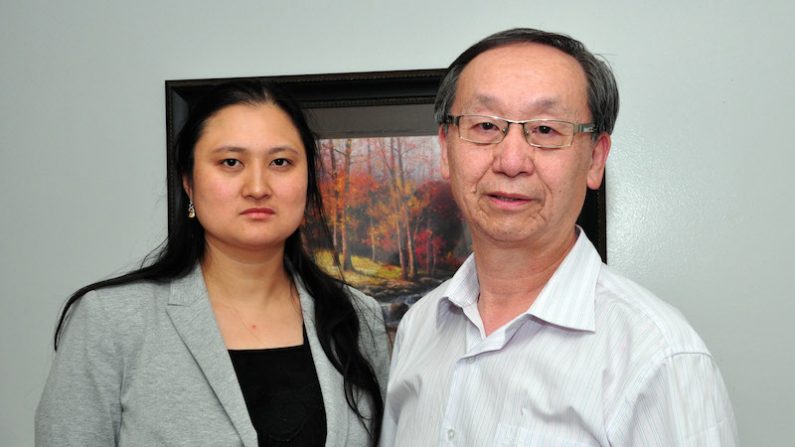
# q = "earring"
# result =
<box><xmin>187</xmin><ymin>201</ymin><xmax>196</xmax><ymax>218</ymax></box>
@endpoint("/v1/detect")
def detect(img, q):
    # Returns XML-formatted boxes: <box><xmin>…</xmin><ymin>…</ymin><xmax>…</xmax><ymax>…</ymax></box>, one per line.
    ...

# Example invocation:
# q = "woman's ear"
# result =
<box><xmin>182</xmin><ymin>175</ymin><xmax>193</xmax><ymax>201</ymax></box>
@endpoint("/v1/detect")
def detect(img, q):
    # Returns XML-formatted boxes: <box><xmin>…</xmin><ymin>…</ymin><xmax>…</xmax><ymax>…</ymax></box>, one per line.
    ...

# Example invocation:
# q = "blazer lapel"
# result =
<box><xmin>297</xmin><ymin>279</ymin><xmax>348</xmax><ymax>446</ymax></box>
<box><xmin>166</xmin><ymin>266</ymin><xmax>258</xmax><ymax>447</ymax></box>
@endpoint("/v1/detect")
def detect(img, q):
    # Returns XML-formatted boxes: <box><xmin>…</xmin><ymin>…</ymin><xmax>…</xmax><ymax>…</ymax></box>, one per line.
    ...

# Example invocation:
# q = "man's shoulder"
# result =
<box><xmin>408</xmin><ymin>278</ymin><xmax>450</xmax><ymax>312</ymax></box>
<box><xmin>595</xmin><ymin>266</ymin><xmax>709</xmax><ymax>355</ymax></box>
<box><xmin>395</xmin><ymin>279</ymin><xmax>452</xmax><ymax>334</ymax></box>
<box><xmin>415</xmin><ymin>279</ymin><xmax>451</xmax><ymax>307</ymax></box>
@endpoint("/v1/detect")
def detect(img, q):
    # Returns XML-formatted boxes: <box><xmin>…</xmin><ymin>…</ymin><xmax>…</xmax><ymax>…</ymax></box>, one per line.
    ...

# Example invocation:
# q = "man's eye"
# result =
<box><xmin>532</xmin><ymin>125</ymin><xmax>565</xmax><ymax>136</ymax></box>
<box><xmin>222</xmin><ymin>159</ymin><xmax>240</xmax><ymax>167</ymax></box>
<box><xmin>471</xmin><ymin>121</ymin><xmax>501</xmax><ymax>133</ymax></box>
<box><xmin>271</xmin><ymin>158</ymin><xmax>291</xmax><ymax>167</ymax></box>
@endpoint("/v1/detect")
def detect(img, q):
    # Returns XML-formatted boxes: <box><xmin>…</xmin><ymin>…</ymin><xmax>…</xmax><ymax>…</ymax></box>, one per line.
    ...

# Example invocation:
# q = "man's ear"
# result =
<box><xmin>439</xmin><ymin>126</ymin><xmax>451</xmax><ymax>180</ymax></box>
<box><xmin>587</xmin><ymin>133</ymin><xmax>611</xmax><ymax>190</ymax></box>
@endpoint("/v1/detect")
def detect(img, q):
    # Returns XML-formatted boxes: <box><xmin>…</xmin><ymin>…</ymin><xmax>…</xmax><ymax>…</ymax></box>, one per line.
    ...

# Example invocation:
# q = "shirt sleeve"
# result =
<box><xmin>608</xmin><ymin>352</ymin><xmax>739</xmax><ymax>446</ymax></box>
<box><xmin>35</xmin><ymin>291</ymin><xmax>123</xmax><ymax>447</ymax></box>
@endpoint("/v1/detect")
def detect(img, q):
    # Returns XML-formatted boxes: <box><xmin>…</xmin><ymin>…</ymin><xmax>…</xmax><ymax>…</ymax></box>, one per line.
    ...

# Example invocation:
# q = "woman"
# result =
<box><xmin>35</xmin><ymin>81</ymin><xmax>389</xmax><ymax>446</ymax></box>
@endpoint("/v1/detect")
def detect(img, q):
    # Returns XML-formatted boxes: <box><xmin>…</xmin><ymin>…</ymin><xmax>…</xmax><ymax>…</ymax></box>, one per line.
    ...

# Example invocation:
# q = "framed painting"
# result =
<box><xmin>165</xmin><ymin>70</ymin><xmax>606</xmax><ymax>336</ymax></box>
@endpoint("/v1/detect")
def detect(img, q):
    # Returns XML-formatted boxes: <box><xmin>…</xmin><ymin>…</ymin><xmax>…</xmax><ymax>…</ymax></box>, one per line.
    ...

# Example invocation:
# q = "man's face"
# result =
<box><xmin>440</xmin><ymin>43</ymin><xmax>610</xmax><ymax>253</ymax></box>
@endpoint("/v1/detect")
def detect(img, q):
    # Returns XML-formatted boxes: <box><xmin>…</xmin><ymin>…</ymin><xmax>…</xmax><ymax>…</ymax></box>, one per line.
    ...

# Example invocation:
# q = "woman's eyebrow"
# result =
<box><xmin>210</xmin><ymin>146</ymin><xmax>247</xmax><ymax>154</ymax></box>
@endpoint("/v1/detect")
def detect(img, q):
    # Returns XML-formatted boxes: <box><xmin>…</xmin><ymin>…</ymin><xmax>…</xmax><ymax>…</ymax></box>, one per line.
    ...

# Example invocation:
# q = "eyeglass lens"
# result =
<box><xmin>457</xmin><ymin>115</ymin><xmax>576</xmax><ymax>148</ymax></box>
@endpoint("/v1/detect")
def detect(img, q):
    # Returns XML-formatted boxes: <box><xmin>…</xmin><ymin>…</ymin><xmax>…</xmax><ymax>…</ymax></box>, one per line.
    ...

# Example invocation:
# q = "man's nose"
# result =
<box><xmin>492</xmin><ymin>123</ymin><xmax>535</xmax><ymax>177</ymax></box>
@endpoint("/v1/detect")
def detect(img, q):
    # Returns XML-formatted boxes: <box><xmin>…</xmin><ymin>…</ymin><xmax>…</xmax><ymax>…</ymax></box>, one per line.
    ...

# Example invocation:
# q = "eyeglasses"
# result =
<box><xmin>445</xmin><ymin>114</ymin><xmax>597</xmax><ymax>149</ymax></box>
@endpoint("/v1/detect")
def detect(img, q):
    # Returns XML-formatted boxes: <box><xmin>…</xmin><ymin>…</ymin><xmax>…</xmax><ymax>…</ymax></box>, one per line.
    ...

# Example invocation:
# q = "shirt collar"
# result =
<box><xmin>438</xmin><ymin>228</ymin><xmax>602</xmax><ymax>333</ymax></box>
<box><xmin>528</xmin><ymin>229</ymin><xmax>601</xmax><ymax>332</ymax></box>
<box><xmin>436</xmin><ymin>254</ymin><xmax>479</xmax><ymax>325</ymax></box>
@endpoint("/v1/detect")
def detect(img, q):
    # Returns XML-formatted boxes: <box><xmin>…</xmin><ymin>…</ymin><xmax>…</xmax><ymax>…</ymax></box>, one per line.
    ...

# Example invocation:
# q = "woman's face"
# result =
<box><xmin>183</xmin><ymin>102</ymin><xmax>309</xmax><ymax>256</ymax></box>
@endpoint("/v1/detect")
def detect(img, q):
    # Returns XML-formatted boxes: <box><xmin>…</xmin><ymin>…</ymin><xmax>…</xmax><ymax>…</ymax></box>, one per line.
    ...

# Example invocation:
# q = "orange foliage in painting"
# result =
<box><xmin>312</xmin><ymin>136</ymin><xmax>466</xmax><ymax>283</ymax></box>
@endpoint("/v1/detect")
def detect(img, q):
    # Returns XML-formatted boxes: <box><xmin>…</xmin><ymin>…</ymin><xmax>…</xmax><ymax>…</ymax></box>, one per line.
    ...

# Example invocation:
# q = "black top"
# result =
<box><xmin>228</xmin><ymin>329</ymin><xmax>326</xmax><ymax>446</ymax></box>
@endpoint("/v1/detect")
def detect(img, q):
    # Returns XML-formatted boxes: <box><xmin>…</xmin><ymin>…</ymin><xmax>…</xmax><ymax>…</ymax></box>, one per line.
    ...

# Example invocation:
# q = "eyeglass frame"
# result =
<box><xmin>444</xmin><ymin>114</ymin><xmax>598</xmax><ymax>149</ymax></box>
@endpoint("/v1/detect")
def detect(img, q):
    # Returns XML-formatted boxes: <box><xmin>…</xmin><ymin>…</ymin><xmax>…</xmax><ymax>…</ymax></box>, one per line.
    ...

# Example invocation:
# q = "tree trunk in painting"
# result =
<box><xmin>339</xmin><ymin>139</ymin><xmax>354</xmax><ymax>271</ymax></box>
<box><xmin>395</xmin><ymin>138</ymin><xmax>416</xmax><ymax>279</ymax></box>
<box><xmin>367</xmin><ymin>139</ymin><xmax>377</xmax><ymax>262</ymax></box>
<box><xmin>426</xmin><ymin>216</ymin><xmax>433</xmax><ymax>276</ymax></box>
<box><xmin>388</xmin><ymin>138</ymin><xmax>407</xmax><ymax>278</ymax></box>
<box><xmin>326</xmin><ymin>140</ymin><xmax>339</xmax><ymax>252</ymax></box>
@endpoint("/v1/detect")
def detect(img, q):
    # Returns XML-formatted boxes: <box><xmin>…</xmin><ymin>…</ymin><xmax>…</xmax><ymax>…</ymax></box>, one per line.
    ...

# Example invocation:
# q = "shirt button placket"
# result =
<box><xmin>441</xmin><ymin>356</ymin><xmax>468</xmax><ymax>445</ymax></box>
<box><xmin>447</xmin><ymin>428</ymin><xmax>455</xmax><ymax>441</ymax></box>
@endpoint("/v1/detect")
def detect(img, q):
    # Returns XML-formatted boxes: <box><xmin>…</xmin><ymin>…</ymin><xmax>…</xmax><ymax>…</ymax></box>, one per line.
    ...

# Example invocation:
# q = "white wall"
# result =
<box><xmin>2</xmin><ymin>0</ymin><xmax>793</xmax><ymax>445</ymax></box>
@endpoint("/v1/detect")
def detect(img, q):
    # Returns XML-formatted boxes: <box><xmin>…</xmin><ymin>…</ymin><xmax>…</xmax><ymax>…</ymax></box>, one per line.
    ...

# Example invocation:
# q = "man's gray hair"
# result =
<box><xmin>434</xmin><ymin>28</ymin><xmax>619</xmax><ymax>137</ymax></box>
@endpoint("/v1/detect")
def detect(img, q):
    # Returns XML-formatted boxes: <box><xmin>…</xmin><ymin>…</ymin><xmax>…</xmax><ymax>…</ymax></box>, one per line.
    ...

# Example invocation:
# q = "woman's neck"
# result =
<box><xmin>200</xmin><ymin>241</ymin><xmax>292</xmax><ymax>307</ymax></box>
<box><xmin>201</xmin><ymin>241</ymin><xmax>303</xmax><ymax>349</ymax></box>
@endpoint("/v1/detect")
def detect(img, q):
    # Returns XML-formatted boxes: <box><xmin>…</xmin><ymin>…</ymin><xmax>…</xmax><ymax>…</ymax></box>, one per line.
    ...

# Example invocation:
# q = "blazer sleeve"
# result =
<box><xmin>35</xmin><ymin>291</ymin><xmax>126</xmax><ymax>447</ymax></box>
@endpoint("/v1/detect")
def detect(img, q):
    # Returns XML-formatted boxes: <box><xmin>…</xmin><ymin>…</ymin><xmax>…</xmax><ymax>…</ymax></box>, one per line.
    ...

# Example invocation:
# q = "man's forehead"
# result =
<box><xmin>454</xmin><ymin>44</ymin><xmax>588</xmax><ymax>117</ymax></box>
<box><xmin>467</xmin><ymin>41</ymin><xmax>580</xmax><ymax>68</ymax></box>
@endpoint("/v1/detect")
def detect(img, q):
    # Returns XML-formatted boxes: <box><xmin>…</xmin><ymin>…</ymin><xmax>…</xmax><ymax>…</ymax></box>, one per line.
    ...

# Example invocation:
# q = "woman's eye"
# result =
<box><xmin>222</xmin><ymin>159</ymin><xmax>240</xmax><ymax>167</ymax></box>
<box><xmin>271</xmin><ymin>158</ymin><xmax>292</xmax><ymax>167</ymax></box>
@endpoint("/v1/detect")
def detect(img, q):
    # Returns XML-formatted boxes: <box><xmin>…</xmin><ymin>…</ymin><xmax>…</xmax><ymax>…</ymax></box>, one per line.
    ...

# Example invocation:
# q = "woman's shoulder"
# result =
<box><xmin>61</xmin><ymin>279</ymin><xmax>172</xmax><ymax>344</ymax></box>
<box><xmin>95</xmin><ymin>277</ymin><xmax>170</xmax><ymax>296</ymax></box>
<box><xmin>80</xmin><ymin>279</ymin><xmax>171</xmax><ymax>312</ymax></box>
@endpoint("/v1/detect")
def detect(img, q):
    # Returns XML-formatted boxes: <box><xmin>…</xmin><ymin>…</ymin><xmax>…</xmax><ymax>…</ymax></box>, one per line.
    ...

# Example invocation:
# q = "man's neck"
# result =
<box><xmin>473</xmin><ymin>229</ymin><xmax>578</xmax><ymax>336</ymax></box>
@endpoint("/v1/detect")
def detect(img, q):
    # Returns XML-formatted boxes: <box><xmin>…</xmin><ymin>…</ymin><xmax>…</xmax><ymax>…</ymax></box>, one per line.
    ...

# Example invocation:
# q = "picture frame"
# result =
<box><xmin>165</xmin><ymin>70</ymin><xmax>606</xmax><ymax>333</ymax></box>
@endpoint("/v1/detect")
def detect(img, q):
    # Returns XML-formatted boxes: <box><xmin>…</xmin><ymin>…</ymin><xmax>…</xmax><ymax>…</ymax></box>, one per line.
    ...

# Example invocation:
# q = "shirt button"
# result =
<box><xmin>447</xmin><ymin>428</ymin><xmax>455</xmax><ymax>440</ymax></box>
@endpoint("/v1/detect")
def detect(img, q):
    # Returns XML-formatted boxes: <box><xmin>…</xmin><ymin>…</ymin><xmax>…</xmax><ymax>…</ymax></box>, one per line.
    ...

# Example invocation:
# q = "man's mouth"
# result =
<box><xmin>488</xmin><ymin>192</ymin><xmax>531</xmax><ymax>202</ymax></box>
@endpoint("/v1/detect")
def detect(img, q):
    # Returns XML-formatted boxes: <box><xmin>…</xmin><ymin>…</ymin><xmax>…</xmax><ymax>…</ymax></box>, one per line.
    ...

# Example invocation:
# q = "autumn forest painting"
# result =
<box><xmin>308</xmin><ymin>135</ymin><xmax>469</xmax><ymax>335</ymax></box>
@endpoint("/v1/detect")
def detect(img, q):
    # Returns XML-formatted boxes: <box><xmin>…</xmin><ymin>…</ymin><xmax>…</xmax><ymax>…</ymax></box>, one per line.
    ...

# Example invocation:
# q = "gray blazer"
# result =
<box><xmin>35</xmin><ymin>265</ymin><xmax>390</xmax><ymax>446</ymax></box>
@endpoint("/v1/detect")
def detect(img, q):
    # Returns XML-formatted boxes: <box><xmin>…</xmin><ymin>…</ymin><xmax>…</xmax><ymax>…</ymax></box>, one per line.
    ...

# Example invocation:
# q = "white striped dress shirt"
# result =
<box><xmin>380</xmin><ymin>231</ymin><xmax>738</xmax><ymax>446</ymax></box>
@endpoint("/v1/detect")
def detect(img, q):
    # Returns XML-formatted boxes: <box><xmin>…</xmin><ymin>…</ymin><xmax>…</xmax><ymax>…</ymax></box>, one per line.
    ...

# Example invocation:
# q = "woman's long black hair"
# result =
<box><xmin>53</xmin><ymin>80</ymin><xmax>383</xmax><ymax>442</ymax></box>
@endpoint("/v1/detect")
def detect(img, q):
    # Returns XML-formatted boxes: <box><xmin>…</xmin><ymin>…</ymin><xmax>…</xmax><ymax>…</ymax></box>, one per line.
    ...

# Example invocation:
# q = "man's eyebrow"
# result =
<box><xmin>529</xmin><ymin>98</ymin><xmax>564</xmax><ymax>111</ymax></box>
<box><xmin>465</xmin><ymin>95</ymin><xmax>566</xmax><ymax>114</ymax></box>
<box><xmin>467</xmin><ymin>94</ymin><xmax>499</xmax><ymax>109</ymax></box>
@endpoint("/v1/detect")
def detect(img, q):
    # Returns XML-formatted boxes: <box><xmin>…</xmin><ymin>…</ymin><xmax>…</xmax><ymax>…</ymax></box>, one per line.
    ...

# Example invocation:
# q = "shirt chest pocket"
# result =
<box><xmin>495</xmin><ymin>423</ymin><xmax>599</xmax><ymax>447</ymax></box>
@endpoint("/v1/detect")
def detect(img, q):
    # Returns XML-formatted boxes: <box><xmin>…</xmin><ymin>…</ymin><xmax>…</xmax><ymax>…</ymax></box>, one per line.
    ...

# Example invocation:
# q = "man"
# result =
<box><xmin>380</xmin><ymin>28</ymin><xmax>737</xmax><ymax>446</ymax></box>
